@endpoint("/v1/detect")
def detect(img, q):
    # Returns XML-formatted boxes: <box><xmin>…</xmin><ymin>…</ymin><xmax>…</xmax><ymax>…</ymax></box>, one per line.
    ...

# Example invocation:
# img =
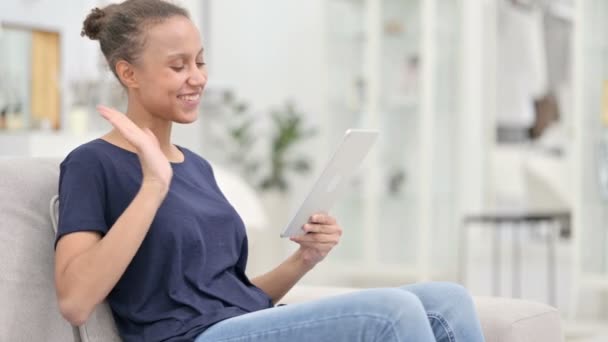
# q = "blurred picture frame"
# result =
<box><xmin>0</xmin><ymin>22</ymin><xmax>61</xmax><ymax>131</ymax></box>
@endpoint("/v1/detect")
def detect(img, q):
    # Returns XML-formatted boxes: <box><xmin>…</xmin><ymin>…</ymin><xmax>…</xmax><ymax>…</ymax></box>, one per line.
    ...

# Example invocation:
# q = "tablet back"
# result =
<box><xmin>280</xmin><ymin>129</ymin><xmax>379</xmax><ymax>237</ymax></box>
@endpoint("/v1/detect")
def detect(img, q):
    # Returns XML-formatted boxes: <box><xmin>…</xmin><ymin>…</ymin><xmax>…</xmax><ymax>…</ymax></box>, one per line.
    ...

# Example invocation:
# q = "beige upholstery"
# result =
<box><xmin>0</xmin><ymin>158</ymin><xmax>564</xmax><ymax>341</ymax></box>
<box><xmin>474</xmin><ymin>296</ymin><xmax>564</xmax><ymax>342</ymax></box>
<box><xmin>0</xmin><ymin>158</ymin><xmax>75</xmax><ymax>341</ymax></box>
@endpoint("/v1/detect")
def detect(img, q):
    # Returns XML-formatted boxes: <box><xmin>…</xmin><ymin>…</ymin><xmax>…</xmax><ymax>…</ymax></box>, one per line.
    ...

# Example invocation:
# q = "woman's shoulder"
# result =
<box><xmin>61</xmin><ymin>138</ymin><xmax>113</xmax><ymax>167</ymax></box>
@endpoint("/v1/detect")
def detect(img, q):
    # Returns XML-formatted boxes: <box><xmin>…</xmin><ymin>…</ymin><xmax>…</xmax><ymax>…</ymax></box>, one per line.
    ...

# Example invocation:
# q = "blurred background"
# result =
<box><xmin>1</xmin><ymin>0</ymin><xmax>607</xmax><ymax>340</ymax></box>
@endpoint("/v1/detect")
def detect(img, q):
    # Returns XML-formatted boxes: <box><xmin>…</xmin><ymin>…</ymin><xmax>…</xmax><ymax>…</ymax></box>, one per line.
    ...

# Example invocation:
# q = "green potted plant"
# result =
<box><xmin>203</xmin><ymin>91</ymin><xmax>317</xmax><ymax>196</ymax></box>
<box><xmin>258</xmin><ymin>101</ymin><xmax>317</xmax><ymax>193</ymax></box>
<box><xmin>204</xmin><ymin>90</ymin><xmax>261</xmax><ymax>185</ymax></box>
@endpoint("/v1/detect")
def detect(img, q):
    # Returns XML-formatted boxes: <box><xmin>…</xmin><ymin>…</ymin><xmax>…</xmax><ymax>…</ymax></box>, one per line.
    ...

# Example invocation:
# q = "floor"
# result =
<box><xmin>565</xmin><ymin>321</ymin><xmax>608</xmax><ymax>341</ymax></box>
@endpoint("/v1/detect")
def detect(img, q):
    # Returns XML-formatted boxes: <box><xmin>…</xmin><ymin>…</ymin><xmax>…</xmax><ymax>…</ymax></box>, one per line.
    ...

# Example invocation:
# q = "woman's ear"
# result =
<box><xmin>115</xmin><ymin>60</ymin><xmax>139</xmax><ymax>89</ymax></box>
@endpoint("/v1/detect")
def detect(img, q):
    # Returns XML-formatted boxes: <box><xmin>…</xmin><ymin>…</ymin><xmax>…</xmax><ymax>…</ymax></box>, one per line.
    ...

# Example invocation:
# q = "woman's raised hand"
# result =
<box><xmin>97</xmin><ymin>105</ymin><xmax>173</xmax><ymax>193</ymax></box>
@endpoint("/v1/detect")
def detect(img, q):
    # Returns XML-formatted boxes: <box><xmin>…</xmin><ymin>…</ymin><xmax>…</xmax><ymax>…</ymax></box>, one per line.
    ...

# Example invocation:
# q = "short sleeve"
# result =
<box><xmin>56</xmin><ymin>155</ymin><xmax>109</xmax><ymax>247</ymax></box>
<box><xmin>195</xmin><ymin>153</ymin><xmax>227</xmax><ymax>198</ymax></box>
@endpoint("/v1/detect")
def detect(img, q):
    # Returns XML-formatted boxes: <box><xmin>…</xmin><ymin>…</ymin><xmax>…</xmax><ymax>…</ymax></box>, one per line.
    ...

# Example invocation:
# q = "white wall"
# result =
<box><xmin>195</xmin><ymin>1</ymin><xmax>334</xmax><ymax>270</ymax></box>
<box><xmin>205</xmin><ymin>0</ymin><xmax>328</xmax><ymax>129</ymax></box>
<box><xmin>202</xmin><ymin>0</ymin><xmax>331</xmax><ymax>212</ymax></box>
<box><xmin>0</xmin><ymin>0</ymin><xmax>329</xmax><ymax>148</ymax></box>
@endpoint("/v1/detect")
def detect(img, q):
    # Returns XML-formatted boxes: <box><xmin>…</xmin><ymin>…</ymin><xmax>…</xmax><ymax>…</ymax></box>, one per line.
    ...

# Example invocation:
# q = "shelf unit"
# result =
<box><xmin>316</xmin><ymin>0</ymin><xmax>467</xmax><ymax>286</ymax></box>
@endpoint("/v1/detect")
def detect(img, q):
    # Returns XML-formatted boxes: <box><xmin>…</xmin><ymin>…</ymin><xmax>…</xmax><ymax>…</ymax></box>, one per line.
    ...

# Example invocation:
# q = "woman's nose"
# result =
<box><xmin>188</xmin><ymin>64</ymin><xmax>207</xmax><ymax>87</ymax></box>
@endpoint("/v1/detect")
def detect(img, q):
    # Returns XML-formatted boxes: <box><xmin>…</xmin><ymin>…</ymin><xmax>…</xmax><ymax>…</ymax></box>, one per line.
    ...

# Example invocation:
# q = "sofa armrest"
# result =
<box><xmin>474</xmin><ymin>296</ymin><xmax>563</xmax><ymax>342</ymax></box>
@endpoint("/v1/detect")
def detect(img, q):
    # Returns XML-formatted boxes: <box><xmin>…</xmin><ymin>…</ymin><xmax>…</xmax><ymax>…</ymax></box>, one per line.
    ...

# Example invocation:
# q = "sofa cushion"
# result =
<box><xmin>0</xmin><ymin>158</ymin><xmax>75</xmax><ymax>341</ymax></box>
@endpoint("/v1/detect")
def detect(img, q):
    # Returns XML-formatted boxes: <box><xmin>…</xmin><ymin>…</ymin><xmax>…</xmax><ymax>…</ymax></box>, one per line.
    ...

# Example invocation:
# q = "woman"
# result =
<box><xmin>54</xmin><ymin>1</ymin><xmax>486</xmax><ymax>341</ymax></box>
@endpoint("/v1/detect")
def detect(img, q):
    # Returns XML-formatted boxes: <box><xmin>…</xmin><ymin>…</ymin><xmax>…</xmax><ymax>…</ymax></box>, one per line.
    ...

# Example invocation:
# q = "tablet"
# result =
<box><xmin>280</xmin><ymin>129</ymin><xmax>379</xmax><ymax>238</ymax></box>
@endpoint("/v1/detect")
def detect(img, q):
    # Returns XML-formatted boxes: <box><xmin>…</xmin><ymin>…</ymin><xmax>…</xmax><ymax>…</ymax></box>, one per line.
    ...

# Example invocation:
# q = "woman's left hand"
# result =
<box><xmin>289</xmin><ymin>213</ymin><xmax>343</xmax><ymax>267</ymax></box>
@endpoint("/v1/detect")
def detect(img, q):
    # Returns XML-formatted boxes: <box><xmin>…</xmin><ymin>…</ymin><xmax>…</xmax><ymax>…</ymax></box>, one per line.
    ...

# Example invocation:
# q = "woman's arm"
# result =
<box><xmin>55</xmin><ymin>106</ymin><xmax>173</xmax><ymax>326</ymax></box>
<box><xmin>55</xmin><ymin>182</ymin><xmax>167</xmax><ymax>326</ymax></box>
<box><xmin>250</xmin><ymin>249</ymin><xmax>314</xmax><ymax>305</ymax></box>
<box><xmin>251</xmin><ymin>213</ymin><xmax>342</xmax><ymax>304</ymax></box>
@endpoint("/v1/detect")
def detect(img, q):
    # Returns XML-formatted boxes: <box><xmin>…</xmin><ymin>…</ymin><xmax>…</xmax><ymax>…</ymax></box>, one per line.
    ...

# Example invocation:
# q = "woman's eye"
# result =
<box><xmin>171</xmin><ymin>66</ymin><xmax>185</xmax><ymax>71</ymax></box>
<box><xmin>196</xmin><ymin>62</ymin><xmax>206</xmax><ymax>69</ymax></box>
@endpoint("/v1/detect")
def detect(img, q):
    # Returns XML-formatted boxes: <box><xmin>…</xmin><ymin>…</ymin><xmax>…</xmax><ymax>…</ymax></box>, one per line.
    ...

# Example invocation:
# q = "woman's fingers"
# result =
<box><xmin>97</xmin><ymin>105</ymin><xmax>132</xmax><ymax>129</ymax></box>
<box><xmin>293</xmin><ymin>240</ymin><xmax>337</xmax><ymax>251</ymax></box>
<box><xmin>291</xmin><ymin>214</ymin><xmax>343</xmax><ymax>266</ymax></box>
<box><xmin>308</xmin><ymin>213</ymin><xmax>337</xmax><ymax>225</ymax></box>
<box><xmin>97</xmin><ymin>105</ymin><xmax>147</xmax><ymax>147</ymax></box>
<box><xmin>291</xmin><ymin>232</ymin><xmax>340</xmax><ymax>244</ymax></box>
<box><xmin>301</xmin><ymin>223</ymin><xmax>342</xmax><ymax>235</ymax></box>
<box><xmin>96</xmin><ymin>105</ymin><xmax>172</xmax><ymax>188</ymax></box>
<box><xmin>98</xmin><ymin>105</ymin><xmax>136</xmax><ymax>131</ymax></box>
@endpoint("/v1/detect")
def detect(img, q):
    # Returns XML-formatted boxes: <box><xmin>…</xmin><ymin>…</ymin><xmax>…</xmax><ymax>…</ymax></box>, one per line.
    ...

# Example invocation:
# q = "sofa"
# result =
<box><xmin>0</xmin><ymin>158</ymin><xmax>564</xmax><ymax>341</ymax></box>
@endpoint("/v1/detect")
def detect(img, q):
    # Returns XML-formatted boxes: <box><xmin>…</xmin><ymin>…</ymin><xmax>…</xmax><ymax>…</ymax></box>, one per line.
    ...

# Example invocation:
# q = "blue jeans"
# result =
<box><xmin>195</xmin><ymin>282</ymin><xmax>485</xmax><ymax>342</ymax></box>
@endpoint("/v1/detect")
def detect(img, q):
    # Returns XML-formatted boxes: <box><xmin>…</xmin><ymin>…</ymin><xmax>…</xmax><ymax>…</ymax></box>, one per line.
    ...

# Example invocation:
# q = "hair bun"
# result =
<box><xmin>81</xmin><ymin>7</ymin><xmax>107</xmax><ymax>40</ymax></box>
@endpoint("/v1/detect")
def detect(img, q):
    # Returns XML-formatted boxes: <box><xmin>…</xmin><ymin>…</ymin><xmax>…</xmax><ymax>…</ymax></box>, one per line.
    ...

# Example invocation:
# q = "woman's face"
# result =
<box><xmin>132</xmin><ymin>16</ymin><xmax>207</xmax><ymax>123</ymax></box>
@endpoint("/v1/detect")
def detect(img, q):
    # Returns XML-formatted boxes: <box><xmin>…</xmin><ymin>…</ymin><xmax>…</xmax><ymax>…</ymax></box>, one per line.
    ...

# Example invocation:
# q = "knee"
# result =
<box><xmin>363</xmin><ymin>290</ymin><xmax>434</xmax><ymax>339</ymax></box>
<box><xmin>410</xmin><ymin>282</ymin><xmax>475</xmax><ymax>308</ymax></box>
<box><xmin>434</xmin><ymin>282</ymin><xmax>473</xmax><ymax>302</ymax></box>
<box><xmin>360</xmin><ymin>289</ymin><xmax>428</xmax><ymax>322</ymax></box>
<box><xmin>332</xmin><ymin>290</ymin><xmax>432</xmax><ymax>340</ymax></box>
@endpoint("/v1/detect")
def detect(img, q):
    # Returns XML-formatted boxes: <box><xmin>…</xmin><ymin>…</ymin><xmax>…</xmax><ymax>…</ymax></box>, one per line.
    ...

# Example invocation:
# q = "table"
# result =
<box><xmin>459</xmin><ymin>210</ymin><xmax>570</xmax><ymax>306</ymax></box>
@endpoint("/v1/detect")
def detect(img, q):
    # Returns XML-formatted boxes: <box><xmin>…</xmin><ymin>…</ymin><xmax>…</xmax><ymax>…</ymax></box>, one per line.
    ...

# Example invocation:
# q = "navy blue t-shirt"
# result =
<box><xmin>56</xmin><ymin>139</ymin><xmax>272</xmax><ymax>342</ymax></box>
